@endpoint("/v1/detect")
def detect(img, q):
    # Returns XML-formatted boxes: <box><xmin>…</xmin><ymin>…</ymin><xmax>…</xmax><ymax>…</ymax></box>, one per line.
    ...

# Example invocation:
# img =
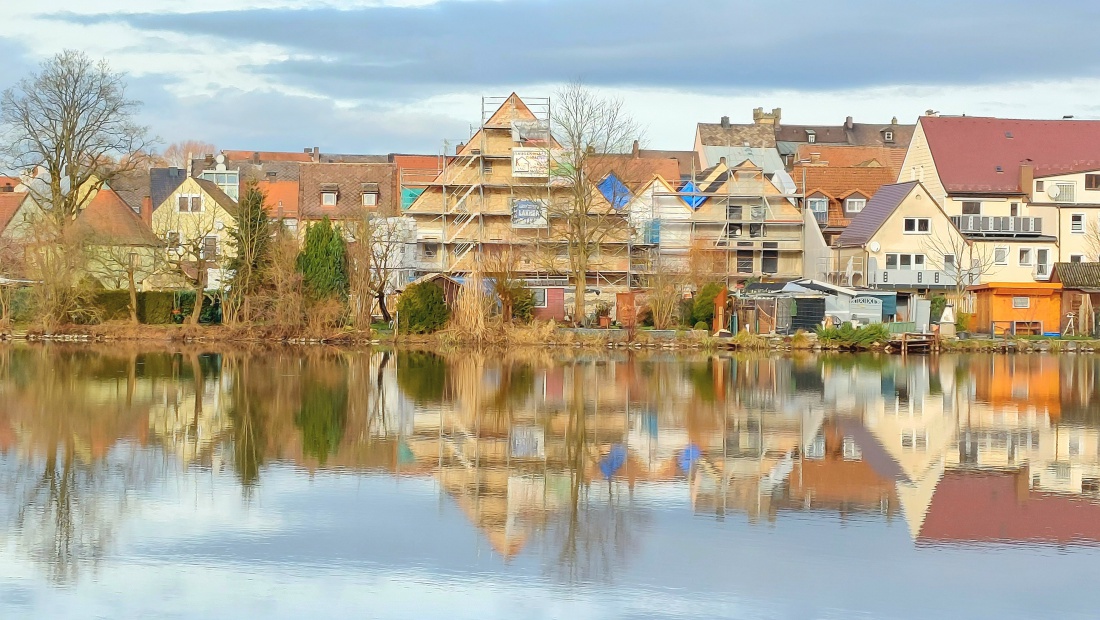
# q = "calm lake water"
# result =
<box><xmin>1</xmin><ymin>345</ymin><xmax>1100</xmax><ymax>619</ymax></box>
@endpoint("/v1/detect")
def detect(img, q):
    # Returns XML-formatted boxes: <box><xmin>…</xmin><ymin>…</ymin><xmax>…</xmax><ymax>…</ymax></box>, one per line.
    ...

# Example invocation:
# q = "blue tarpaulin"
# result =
<box><xmin>678</xmin><ymin>444</ymin><xmax>701</xmax><ymax>473</ymax></box>
<box><xmin>599</xmin><ymin>444</ymin><xmax>628</xmax><ymax>479</ymax></box>
<box><xmin>597</xmin><ymin>174</ymin><xmax>632</xmax><ymax>209</ymax></box>
<box><xmin>679</xmin><ymin>181</ymin><xmax>707</xmax><ymax>209</ymax></box>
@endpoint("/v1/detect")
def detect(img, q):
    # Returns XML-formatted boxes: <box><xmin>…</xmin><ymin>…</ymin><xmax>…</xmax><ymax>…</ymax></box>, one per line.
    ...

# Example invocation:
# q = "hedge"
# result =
<box><xmin>91</xmin><ymin>290</ymin><xmax>221</xmax><ymax>324</ymax></box>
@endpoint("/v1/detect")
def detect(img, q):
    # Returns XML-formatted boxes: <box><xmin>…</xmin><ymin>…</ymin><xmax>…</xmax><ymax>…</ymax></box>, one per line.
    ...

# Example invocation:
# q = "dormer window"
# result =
<box><xmin>884</xmin><ymin>130</ymin><xmax>894</xmax><ymax>143</ymax></box>
<box><xmin>361</xmin><ymin>182</ymin><xmax>379</xmax><ymax>207</ymax></box>
<box><xmin>806</xmin><ymin>129</ymin><xmax>816</xmax><ymax>144</ymax></box>
<box><xmin>320</xmin><ymin>183</ymin><xmax>339</xmax><ymax>206</ymax></box>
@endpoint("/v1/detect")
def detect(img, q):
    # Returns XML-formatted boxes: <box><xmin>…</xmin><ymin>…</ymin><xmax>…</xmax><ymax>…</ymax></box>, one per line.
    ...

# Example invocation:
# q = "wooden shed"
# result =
<box><xmin>1051</xmin><ymin>262</ymin><xmax>1100</xmax><ymax>337</ymax></box>
<box><xmin>969</xmin><ymin>282</ymin><xmax>1062</xmax><ymax>336</ymax></box>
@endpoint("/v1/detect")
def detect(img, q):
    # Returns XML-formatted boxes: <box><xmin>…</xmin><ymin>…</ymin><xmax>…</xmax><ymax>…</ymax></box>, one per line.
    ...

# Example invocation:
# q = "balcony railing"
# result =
<box><xmin>812</xmin><ymin>211</ymin><xmax>851</xmax><ymax>229</ymax></box>
<box><xmin>868</xmin><ymin>269</ymin><xmax>975</xmax><ymax>288</ymax></box>
<box><xmin>951</xmin><ymin>215</ymin><xmax>1042</xmax><ymax>236</ymax></box>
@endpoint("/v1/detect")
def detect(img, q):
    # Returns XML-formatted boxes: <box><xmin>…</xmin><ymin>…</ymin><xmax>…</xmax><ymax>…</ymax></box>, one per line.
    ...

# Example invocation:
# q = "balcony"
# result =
<box><xmin>951</xmin><ymin>215</ymin><xmax>1042</xmax><ymax>237</ymax></box>
<box><xmin>812</xmin><ymin>210</ymin><xmax>851</xmax><ymax>229</ymax></box>
<box><xmin>868</xmin><ymin>269</ymin><xmax>974</xmax><ymax>289</ymax></box>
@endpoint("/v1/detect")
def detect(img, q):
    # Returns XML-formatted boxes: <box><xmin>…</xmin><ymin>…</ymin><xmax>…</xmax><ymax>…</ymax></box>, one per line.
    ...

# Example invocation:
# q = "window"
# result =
<box><xmin>807</xmin><ymin>134</ymin><xmax>816</xmax><ymax>144</ymax></box>
<box><xmin>994</xmin><ymin>246</ymin><xmax>1009</xmax><ymax>265</ymax></box>
<box><xmin>807</xmin><ymin>197</ymin><xmax>828</xmax><ymax>213</ymax></box>
<box><xmin>806</xmin><ymin>435</ymin><xmax>826</xmax><ymax>460</ymax></box>
<box><xmin>482</xmin><ymin>163</ymin><xmax>493</xmax><ymax>175</ymax></box>
<box><xmin>1012</xmin><ymin>296</ymin><xmax>1030</xmax><ymax>309</ymax></box>
<box><xmin>1019</xmin><ymin>248</ymin><xmax>1032</xmax><ymax>266</ymax></box>
<box><xmin>200</xmin><ymin>170</ymin><xmax>240</xmax><ymax>201</ymax></box>
<box><xmin>322</xmin><ymin>191</ymin><xmax>337</xmax><ymax>206</ymax></box>
<box><xmin>842</xmin><ymin>436</ymin><xmax>862</xmax><ymax>461</ymax></box>
<box><xmin>736</xmin><ymin>250</ymin><xmax>753</xmax><ymax>274</ymax></box>
<box><xmin>762</xmin><ymin>250</ymin><xmax>779</xmax><ymax>274</ymax></box>
<box><xmin>944</xmin><ymin>254</ymin><xmax>956</xmax><ymax>271</ymax></box>
<box><xmin>1072</xmin><ymin>213</ymin><xmax>1086</xmax><ymax>233</ymax></box>
<box><xmin>201</xmin><ymin>235</ymin><xmax>218</xmax><ymax>260</ymax></box>
<box><xmin>1036</xmin><ymin>180</ymin><xmax>1044</xmax><ymax>191</ymax></box>
<box><xmin>903</xmin><ymin>217</ymin><xmax>931</xmax><ymax>233</ymax></box>
<box><xmin>886</xmin><ymin>253</ymin><xmax>925</xmax><ymax>270</ymax></box>
<box><xmin>1071</xmin><ymin>254</ymin><xmax>1085</xmax><ymax>263</ymax></box>
<box><xmin>1054</xmin><ymin>182</ymin><xmax>1076</xmax><ymax>202</ymax></box>
<box><xmin>362</xmin><ymin>192</ymin><xmax>378</xmax><ymax>207</ymax></box>
<box><xmin>1070</xmin><ymin>436</ymin><xmax>1081</xmax><ymax>457</ymax></box>
<box><xmin>1087</xmin><ymin>174</ymin><xmax>1100</xmax><ymax>190</ymax></box>
<box><xmin>166</xmin><ymin>231</ymin><xmax>181</xmax><ymax>250</ymax></box>
<box><xmin>177</xmin><ymin>195</ymin><xmax>201</xmax><ymax>212</ymax></box>
<box><xmin>1010</xmin><ymin>202</ymin><xmax>1020</xmax><ymax>217</ymax></box>
<box><xmin>901</xmin><ymin>430</ymin><xmax>928</xmax><ymax>451</ymax></box>
<box><xmin>749</xmin><ymin>223</ymin><xmax>765</xmax><ymax>238</ymax></box>
<box><xmin>423</xmin><ymin>244</ymin><xmax>438</xmax><ymax>258</ymax></box>
<box><xmin>884</xmin><ymin>130</ymin><xmax>894</xmax><ymax>143</ymax></box>
<box><xmin>845</xmin><ymin>198</ymin><xmax>866</xmax><ymax>213</ymax></box>
<box><xmin>532</xmin><ymin>288</ymin><xmax>547</xmax><ymax>308</ymax></box>
<box><xmin>962</xmin><ymin>201</ymin><xmax>981</xmax><ymax>215</ymax></box>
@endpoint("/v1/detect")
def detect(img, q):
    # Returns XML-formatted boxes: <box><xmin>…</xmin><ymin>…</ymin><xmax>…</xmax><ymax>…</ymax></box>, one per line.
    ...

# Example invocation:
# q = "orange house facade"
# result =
<box><xmin>970</xmin><ymin>282</ymin><xmax>1062</xmax><ymax>335</ymax></box>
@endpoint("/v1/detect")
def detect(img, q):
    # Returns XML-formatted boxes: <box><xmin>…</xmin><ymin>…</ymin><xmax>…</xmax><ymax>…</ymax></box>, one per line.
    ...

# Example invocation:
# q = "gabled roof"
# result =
<box><xmin>149</xmin><ymin>167</ymin><xmax>189</xmax><ymax>211</ymax></box>
<box><xmin>920</xmin><ymin>116</ymin><xmax>1100</xmax><ymax>194</ymax></box>
<box><xmin>0</xmin><ymin>193</ymin><xmax>30</xmax><ymax>233</ymax></box>
<box><xmin>638</xmin><ymin>149</ymin><xmax>698</xmax><ymax>179</ymax></box>
<box><xmin>192</xmin><ymin>178</ymin><xmax>239</xmax><ymax>216</ymax></box>
<box><xmin>1051</xmin><ymin>262</ymin><xmax>1100</xmax><ymax>290</ymax></box>
<box><xmin>588</xmin><ymin>154</ymin><xmax>681</xmax><ymax>191</ymax></box>
<box><xmin>778</xmin><ymin>122</ymin><xmax>915</xmax><ymax>148</ymax></box>
<box><xmin>701</xmin><ymin>145</ymin><xmax>785</xmax><ymax>175</ymax></box>
<box><xmin>834</xmin><ymin>181</ymin><xmax>920</xmax><ymax>248</ymax></box>
<box><xmin>298</xmin><ymin>162</ymin><xmax>396</xmax><ymax>219</ymax></box>
<box><xmin>696</xmin><ymin>122</ymin><xmax>776</xmax><ymax>149</ymax></box>
<box><xmin>72</xmin><ymin>189</ymin><xmax>160</xmax><ymax>247</ymax></box>
<box><xmin>107</xmin><ymin>168</ymin><xmax>151</xmax><ymax>213</ymax></box>
<box><xmin>258</xmin><ymin>179</ymin><xmax>300</xmax><ymax>219</ymax></box>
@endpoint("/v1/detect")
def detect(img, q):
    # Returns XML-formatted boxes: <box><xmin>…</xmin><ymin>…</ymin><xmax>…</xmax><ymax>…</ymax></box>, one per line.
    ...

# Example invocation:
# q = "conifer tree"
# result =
<box><xmin>296</xmin><ymin>217</ymin><xmax>349</xmax><ymax>301</ymax></box>
<box><xmin>227</xmin><ymin>181</ymin><xmax>273</xmax><ymax>321</ymax></box>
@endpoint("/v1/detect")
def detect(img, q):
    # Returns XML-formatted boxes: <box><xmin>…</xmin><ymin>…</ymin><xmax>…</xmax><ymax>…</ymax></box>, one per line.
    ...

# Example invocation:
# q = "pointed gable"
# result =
<box><xmin>834</xmin><ymin>181</ymin><xmax>920</xmax><ymax>247</ymax></box>
<box><xmin>73</xmin><ymin>189</ymin><xmax>160</xmax><ymax>246</ymax></box>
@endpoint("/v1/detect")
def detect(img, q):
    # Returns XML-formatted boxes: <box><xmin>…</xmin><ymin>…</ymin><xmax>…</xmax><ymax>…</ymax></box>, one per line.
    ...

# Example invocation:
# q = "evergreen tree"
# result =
<box><xmin>296</xmin><ymin>217</ymin><xmax>349</xmax><ymax>301</ymax></box>
<box><xmin>227</xmin><ymin>181</ymin><xmax>273</xmax><ymax>321</ymax></box>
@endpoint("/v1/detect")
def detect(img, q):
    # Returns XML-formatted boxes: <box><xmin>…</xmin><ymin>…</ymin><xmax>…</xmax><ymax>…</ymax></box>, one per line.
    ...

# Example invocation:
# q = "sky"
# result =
<box><xmin>3</xmin><ymin>0</ymin><xmax>1100</xmax><ymax>155</ymax></box>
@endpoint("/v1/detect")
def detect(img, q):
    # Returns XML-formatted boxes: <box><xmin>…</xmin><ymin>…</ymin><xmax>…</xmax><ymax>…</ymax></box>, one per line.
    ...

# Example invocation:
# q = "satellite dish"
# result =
<box><xmin>215</xmin><ymin>154</ymin><xmax>225</xmax><ymax>164</ymax></box>
<box><xmin>1046</xmin><ymin>183</ymin><xmax>1061</xmax><ymax>199</ymax></box>
<box><xmin>869</xmin><ymin>241</ymin><xmax>881</xmax><ymax>253</ymax></box>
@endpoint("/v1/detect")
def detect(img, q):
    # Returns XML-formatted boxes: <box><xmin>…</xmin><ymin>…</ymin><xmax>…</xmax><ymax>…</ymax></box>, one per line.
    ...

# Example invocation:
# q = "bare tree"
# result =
<box><xmin>0</xmin><ymin>236</ymin><xmax>25</xmax><ymax>326</ymax></box>
<box><xmin>346</xmin><ymin>212</ymin><xmax>414</xmax><ymax>328</ymax></box>
<box><xmin>158</xmin><ymin>207</ymin><xmax>222</xmax><ymax>325</ymax></box>
<box><xmin>86</xmin><ymin>245</ymin><xmax>161</xmax><ymax>324</ymax></box>
<box><xmin>159</xmin><ymin>140</ymin><xmax>217</xmax><ymax>169</ymax></box>
<box><xmin>1085</xmin><ymin>218</ymin><xmax>1100</xmax><ymax>262</ymax></box>
<box><xmin>540</xmin><ymin>82</ymin><xmax>643</xmax><ymax>325</ymax></box>
<box><xmin>922</xmin><ymin>231</ymin><xmax>997</xmax><ymax>312</ymax></box>
<box><xmin>641</xmin><ymin>258</ymin><xmax>684</xmax><ymax>330</ymax></box>
<box><xmin>268</xmin><ymin>229</ymin><xmax>305</xmax><ymax>327</ymax></box>
<box><xmin>1</xmin><ymin>50</ymin><xmax>151</xmax><ymax>224</ymax></box>
<box><xmin>483</xmin><ymin>245</ymin><xmax>529</xmax><ymax>323</ymax></box>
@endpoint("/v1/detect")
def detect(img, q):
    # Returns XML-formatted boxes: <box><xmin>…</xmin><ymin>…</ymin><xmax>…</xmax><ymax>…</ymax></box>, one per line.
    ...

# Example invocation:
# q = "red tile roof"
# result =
<box><xmin>73</xmin><ymin>189</ymin><xmax>160</xmax><ymax>246</ymax></box>
<box><xmin>257</xmin><ymin>179</ymin><xmax>299</xmax><ymax>219</ymax></box>
<box><xmin>298</xmin><ymin>162</ymin><xmax>397</xmax><ymax>220</ymax></box>
<box><xmin>0</xmin><ymin>193</ymin><xmax>28</xmax><ymax>233</ymax></box>
<box><xmin>919</xmin><ymin>469</ymin><xmax>1100</xmax><ymax>546</ymax></box>
<box><xmin>0</xmin><ymin>177</ymin><xmax>20</xmax><ymax>191</ymax></box>
<box><xmin>921</xmin><ymin>116</ymin><xmax>1100</xmax><ymax>194</ymax></box>
<box><xmin>794</xmin><ymin>165</ymin><xmax>898</xmax><ymax>199</ymax></box>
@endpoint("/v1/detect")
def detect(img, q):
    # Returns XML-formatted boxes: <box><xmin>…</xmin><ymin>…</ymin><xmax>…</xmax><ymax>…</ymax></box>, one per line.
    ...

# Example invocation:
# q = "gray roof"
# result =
<box><xmin>1052</xmin><ymin>262</ymin><xmax>1100</xmax><ymax>289</ymax></box>
<box><xmin>149</xmin><ymin>167</ymin><xmax>189</xmax><ymax>210</ymax></box>
<box><xmin>701</xmin><ymin>146</ymin><xmax>785</xmax><ymax>175</ymax></box>
<box><xmin>834</xmin><ymin>181</ymin><xmax>920</xmax><ymax>248</ymax></box>
<box><xmin>696</xmin><ymin>122</ymin><xmax>776</xmax><ymax>149</ymax></box>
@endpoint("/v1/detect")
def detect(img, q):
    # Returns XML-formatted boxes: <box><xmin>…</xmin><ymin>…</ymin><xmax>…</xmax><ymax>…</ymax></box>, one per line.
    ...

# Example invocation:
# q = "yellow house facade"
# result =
<box><xmin>150</xmin><ymin>176</ymin><xmax>238</xmax><ymax>289</ymax></box>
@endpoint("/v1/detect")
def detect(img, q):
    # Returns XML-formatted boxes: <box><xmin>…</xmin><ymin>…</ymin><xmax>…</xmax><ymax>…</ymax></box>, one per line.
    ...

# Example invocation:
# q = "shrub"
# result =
<box><xmin>956</xmin><ymin>311</ymin><xmax>972</xmax><ymax>332</ymax></box>
<box><xmin>396</xmin><ymin>351</ymin><xmax>447</xmax><ymax>403</ymax></box>
<box><xmin>930</xmin><ymin>294</ymin><xmax>947</xmax><ymax>324</ymax></box>
<box><xmin>142</xmin><ymin>291</ymin><xmax>179</xmax><ymax>324</ymax></box>
<box><xmin>694</xmin><ymin>321</ymin><xmax>708</xmax><ymax>331</ymax></box>
<box><xmin>816</xmin><ymin>322</ymin><xmax>890</xmax><ymax>348</ymax></box>
<box><xmin>95</xmin><ymin>290</ymin><xmax>132</xmax><ymax>321</ymax></box>
<box><xmin>678</xmin><ymin>298</ymin><xmax>695</xmax><ymax>327</ymax></box>
<box><xmin>692</xmin><ymin>282</ymin><xmax>724</xmax><ymax>327</ymax></box>
<box><xmin>637</xmin><ymin>305</ymin><xmax>654</xmax><ymax>327</ymax></box>
<box><xmin>513</xmin><ymin>287</ymin><xmax>535</xmax><ymax>323</ymax></box>
<box><xmin>397</xmin><ymin>281</ymin><xmax>449</xmax><ymax>334</ymax></box>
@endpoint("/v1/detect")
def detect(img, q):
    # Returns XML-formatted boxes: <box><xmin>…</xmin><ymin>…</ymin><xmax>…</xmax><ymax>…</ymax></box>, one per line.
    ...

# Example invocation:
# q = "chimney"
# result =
<box><xmin>810</xmin><ymin>152</ymin><xmax>821</xmax><ymax>164</ymax></box>
<box><xmin>313</xmin><ymin>147</ymin><xmax>320</xmax><ymax>162</ymax></box>
<box><xmin>845</xmin><ymin>116</ymin><xmax>854</xmax><ymax>130</ymax></box>
<box><xmin>253</xmin><ymin>151</ymin><xmax>261</xmax><ymax>164</ymax></box>
<box><xmin>304</xmin><ymin>148</ymin><xmax>312</xmax><ymax>154</ymax></box>
<box><xmin>719</xmin><ymin>156</ymin><xmax>727</xmax><ymax>166</ymax></box>
<box><xmin>455</xmin><ymin>142</ymin><xmax>465</xmax><ymax>153</ymax></box>
<box><xmin>1019</xmin><ymin>161</ymin><xmax>1034</xmax><ymax>200</ymax></box>
<box><xmin>720</xmin><ymin>115</ymin><xmax>730</xmax><ymax>128</ymax></box>
<box><xmin>204</xmin><ymin>154</ymin><xmax>215</xmax><ymax>165</ymax></box>
<box><xmin>632</xmin><ymin>139</ymin><xmax>640</xmax><ymax>157</ymax></box>
<box><xmin>891</xmin><ymin>116</ymin><xmax>898</xmax><ymax>125</ymax></box>
<box><xmin>140</xmin><ymin>196</ymin><xmax>152</xmax><ymax>226</ymax></box>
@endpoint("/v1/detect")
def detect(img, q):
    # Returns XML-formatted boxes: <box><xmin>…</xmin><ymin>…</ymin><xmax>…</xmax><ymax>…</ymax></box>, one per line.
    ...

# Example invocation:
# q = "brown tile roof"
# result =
<box><xmin>696</xmin><ymin>122</ymin><xmax>776</xmax><ymax>149</ymax></box>
<box><xmin>794</xmin><ymin>144</ymin><xmax>906</xmax><ymax>174</ymax></box>
<box><xmin>921</xmin><ymin>116</ymin><xmax>1100</xmax><ymax>193</ymax></box>
<box><xmin>777</xmin><ymin>122</ymin><xmax>915</xmax><ymax>148</ymax></box>
<box><xmin>257</xmin><ymin>179</ymin><xmax>300</xmax><ymax>219</ymax></box>
<box><xmin>638</xmin><ymin>149</ymin><xmax>699</xmax><ymax>179</ymax></box>
<box><xmin>794</xmin><ymin>165</ymin><xmax>898</xmax><ymax>200</ymax></box>
<box><xmin>298</xmin><ymin>162</ymin><xmax>397</xmax><ymax>220</ymax></box>
<box><xmin>72</xmin><ymin>189</ymin><xmax>160</xmax><ymax>247</ymax></box>
<box><xmin>0</xmin><ymin>193</ymin><xmax>28</xmax><ymax>234</ymax></box>
<box><xmin>590</xmin><ymin>154</ymin><xmax>681</xmax><ymax>190</ymax></box>
<box><xmin>107</xmin><ymin>168</ymin><xmax>151</xmax><ymax>213</ymax></box>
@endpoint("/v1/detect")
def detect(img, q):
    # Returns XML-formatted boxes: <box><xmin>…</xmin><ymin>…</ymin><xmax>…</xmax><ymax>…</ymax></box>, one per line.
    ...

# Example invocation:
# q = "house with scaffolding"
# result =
<box><xmin>629</xmin><ymin>159</ymin><xmax>804</xmax><ymax>288</ymax></box>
